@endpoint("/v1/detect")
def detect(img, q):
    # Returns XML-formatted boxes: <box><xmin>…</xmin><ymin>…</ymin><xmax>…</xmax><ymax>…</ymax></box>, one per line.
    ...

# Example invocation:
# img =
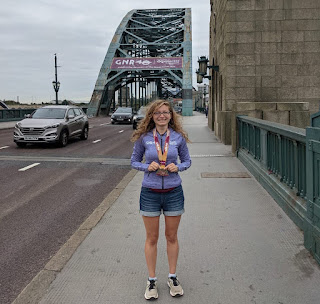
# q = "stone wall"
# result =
<box><xmin>209</xmin><ymin>0</ymin><xmax>320</xmax><ymax>145</ymax></box>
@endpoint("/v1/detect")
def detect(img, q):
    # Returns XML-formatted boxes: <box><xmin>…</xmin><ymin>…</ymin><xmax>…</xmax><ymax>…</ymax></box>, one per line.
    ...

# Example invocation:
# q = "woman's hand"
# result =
<box><xmin>165</xmin><ymin>163</ymin><xmax>178</xmax><ymax>173</ymax></box>
<box><xmin>148</xmin><ymin>161</ymin><xmax>160</xmax><ymax>172</ymax></box>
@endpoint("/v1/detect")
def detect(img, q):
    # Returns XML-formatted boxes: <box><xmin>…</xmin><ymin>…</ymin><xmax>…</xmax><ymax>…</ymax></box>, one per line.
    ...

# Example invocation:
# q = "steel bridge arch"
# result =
<box><xmin>87</xmin><ymin>8</ymin><xmax>192</xmax><ymax>117</ymax></box>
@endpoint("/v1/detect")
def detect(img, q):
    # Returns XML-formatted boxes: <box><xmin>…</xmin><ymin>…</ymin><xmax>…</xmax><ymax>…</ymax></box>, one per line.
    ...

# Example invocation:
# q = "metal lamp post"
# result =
<box><xmin>196</xmin><ymin>56</ymin><xmax>219</xmax><ymax>82</ymax></box>
<box><xmin>52</xmin><ymin>54</ymin><xmax>60</xmax><ymax>105</ymax></box>
<box><xmin>196</xmin><ymin>69</ymin><xmax>203</xmax><ymax>84</ymax></box>
<box><xmin>198</xmin><ymin>56</ymin><xmax>209</xmax><ymax>76</ymax></box>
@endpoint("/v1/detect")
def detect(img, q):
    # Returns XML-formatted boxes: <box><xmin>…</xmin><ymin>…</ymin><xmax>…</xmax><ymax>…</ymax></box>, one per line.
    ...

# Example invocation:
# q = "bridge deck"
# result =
<box><xmin>9</xmin><ymin>113</ymin><xmax>320</xmax><ymax>304</ymax></box>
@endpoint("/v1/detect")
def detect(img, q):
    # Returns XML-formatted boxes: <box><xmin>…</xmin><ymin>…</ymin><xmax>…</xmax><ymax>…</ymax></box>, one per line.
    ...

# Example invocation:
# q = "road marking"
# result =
<box><xmin>92</xmin><ymin>139</ymin><xmax>101</xmax><ymax>143</ymax></box>
<box><xmin>19</xmin><ymin>163</ymin><xmax>40</xmax><ymax>171</ymax></box>
<box><xmin>100</xmin><ymin>122</ymin><xmax>110</xmax><ymax>126</ymax></box>
<box><xmin>89</xmin><ymin>126</ymin><xmax>94</xmax><ymax>129</ymax></box>
<box><xmin>119</xmin><ymin>130</ymin><xmax>124</xmax><ymax>133</ymax></box>
<box><xmin>0</xmin><ymin>146</ymin><xmax>9</xmax><ymax>150</ymax></box>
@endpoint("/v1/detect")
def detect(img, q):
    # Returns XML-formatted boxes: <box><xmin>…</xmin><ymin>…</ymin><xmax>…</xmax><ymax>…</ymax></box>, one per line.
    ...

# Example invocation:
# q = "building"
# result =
<box><xmin>208</xmin><ymin>0</ymin><xmax>320</xmax><ymax>147</ymax></box>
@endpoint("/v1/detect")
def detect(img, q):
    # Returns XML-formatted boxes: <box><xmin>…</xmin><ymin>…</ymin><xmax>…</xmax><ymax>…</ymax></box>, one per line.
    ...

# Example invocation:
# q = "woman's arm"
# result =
<box><xmin>131</xmin><ymin>137</ymin><xmax>150</xmax><ymax>172</ymax></box>
<box><xmin>177</xmin><ymin>137</ymin><xmax>191</xmax><ymax>172</ymax></box>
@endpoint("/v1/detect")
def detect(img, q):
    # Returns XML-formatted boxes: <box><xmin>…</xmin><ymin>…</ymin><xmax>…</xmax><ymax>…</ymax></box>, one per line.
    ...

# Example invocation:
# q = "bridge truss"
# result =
<box><xmin>87</xmin><ymin>8</ymin><xmax>192</xmax><ymax>117</ymax></box>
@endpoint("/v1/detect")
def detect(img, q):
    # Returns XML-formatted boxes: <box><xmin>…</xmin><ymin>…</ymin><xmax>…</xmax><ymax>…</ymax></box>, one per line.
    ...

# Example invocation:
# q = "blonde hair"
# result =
<box><xmin>131</xmin><ymin>99</ymin><xmax>190</xmax><ymax>142</ymax></box>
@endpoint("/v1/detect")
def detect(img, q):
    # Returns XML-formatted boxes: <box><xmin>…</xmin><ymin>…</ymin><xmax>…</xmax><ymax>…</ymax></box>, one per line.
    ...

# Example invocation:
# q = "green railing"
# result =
<box><xmin>238</xmin><ymin>115</ymin><xmax>306</xmax><ymax>199</ymax></box>
<box><xmin>239</xmin><ymin>121</ymin><xmax>261</xmax><ymax>161</ymax></box>
<box><xmin>267</xmin><ymin>132</ymin><xmax>306</xmax><ymax>198</ymax></box>
<box><xmin>237</xmin><ymin>113</ymin><xmax>320</xmax><ymax>265</ymax></box>
<box><xmin>0</xmin><ymin>109</ymin><xmax>36</xmax><ymax>122</ymax></box>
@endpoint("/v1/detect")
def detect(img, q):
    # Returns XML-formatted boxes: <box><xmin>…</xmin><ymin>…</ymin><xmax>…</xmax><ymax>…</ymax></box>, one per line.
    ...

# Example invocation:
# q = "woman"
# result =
<box><xmin>131</xmin><ymin>100</ymin><xmax>191</xmax><ymax>300</ymax></box>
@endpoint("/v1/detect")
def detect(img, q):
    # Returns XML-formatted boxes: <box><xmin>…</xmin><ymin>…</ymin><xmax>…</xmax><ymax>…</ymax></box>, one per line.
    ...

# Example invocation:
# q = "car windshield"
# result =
<box><xmin>32</xmin><ymin>108</ymin><xmax>66</xmax><ymax>119</ymax></box>
<box><xmin>137</xmin><ymin>108</ymin><xmax>146</xmax><ymax>115</ymax></box>
<box><xmin>115</xmin><ymin>107</ymin><xmax>132</xmax><ymax>114</ymax></box>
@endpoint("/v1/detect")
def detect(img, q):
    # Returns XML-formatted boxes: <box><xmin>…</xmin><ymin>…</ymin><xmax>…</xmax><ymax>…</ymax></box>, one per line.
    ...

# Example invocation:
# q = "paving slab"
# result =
<box><xmin>35</xmin><ymin>112</ymin><xmax>320</xmax><ymax>304</ymax></box>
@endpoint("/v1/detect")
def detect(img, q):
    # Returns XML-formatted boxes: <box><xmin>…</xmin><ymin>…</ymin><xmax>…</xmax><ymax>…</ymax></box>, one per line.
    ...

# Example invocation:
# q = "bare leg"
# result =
<box><xmin>142</xmin><ymin>216</ymin><xmax>160</xmax><ymax>278</ymax></box>
<box><xmin>165</xmin><ymin>215</ymin><xmax>181</xmax><ymax>274</ymax></box>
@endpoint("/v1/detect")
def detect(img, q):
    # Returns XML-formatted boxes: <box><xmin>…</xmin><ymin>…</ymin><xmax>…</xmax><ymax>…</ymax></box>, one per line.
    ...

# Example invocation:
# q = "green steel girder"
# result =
<box><xmin>87</xmin><ymin>8</ymin><xmax>192</xmax><ymax>117</ymax></box>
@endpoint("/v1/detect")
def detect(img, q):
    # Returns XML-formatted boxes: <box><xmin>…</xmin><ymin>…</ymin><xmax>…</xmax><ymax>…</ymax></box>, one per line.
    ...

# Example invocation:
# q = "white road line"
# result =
<box><xmin>119</xmin><ymin>130</ymin><xmax>124</xmax><ymax>133</ymax></box>
<box><xmin>0</xmin><ymin>146</ymin><xmax>9</xmax><ymax>150</ymax></box>
<box><xmin>100</xmin><ymin>122</ymin><xmax>110</xmax><ymax>126</ymax></box>
<box><xmin>92</xmin><ymin>139</ymin><xmax>102</xmax><ymax>143</ymax></box>
<box><xmin>19</xmin><ymin>163</ymin><xmax>40</xmax><ymax>172</ymax></box>
<box><xmin>89</xmin><ymin>126</ymin><xmax>94</xmax><ymax>129</ymax></box>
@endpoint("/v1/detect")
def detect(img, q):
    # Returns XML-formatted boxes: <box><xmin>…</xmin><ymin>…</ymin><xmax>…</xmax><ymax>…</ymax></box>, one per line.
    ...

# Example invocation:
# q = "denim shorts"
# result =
<box><xmin>139</xmin><ymin>185</ymin><xmax>185</xmax><ymax>217</ymax></box>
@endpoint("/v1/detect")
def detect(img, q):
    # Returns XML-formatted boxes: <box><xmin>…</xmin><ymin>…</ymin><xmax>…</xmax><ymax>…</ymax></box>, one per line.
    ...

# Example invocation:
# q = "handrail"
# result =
<box><xmin>237</xmin><ymin>115</ymin><xmax>307</xmax><ymax>199</ymax></box>
<box><xmin>0</xmin><ymin>109</ymin><xmax>36</xmax><ymax>122</ymax></box>
<box><xmin>238</xmin><ymin>115</ymin><xmax>306</xmax><ymax>143</ymax></box>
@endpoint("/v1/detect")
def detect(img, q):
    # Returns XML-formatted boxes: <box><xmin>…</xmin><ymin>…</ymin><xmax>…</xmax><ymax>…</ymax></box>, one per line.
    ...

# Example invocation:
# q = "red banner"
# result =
<box><xmin>111</xmin><ymin>57</ymin><xmax>183</xmax><ymax>69</ymax></box>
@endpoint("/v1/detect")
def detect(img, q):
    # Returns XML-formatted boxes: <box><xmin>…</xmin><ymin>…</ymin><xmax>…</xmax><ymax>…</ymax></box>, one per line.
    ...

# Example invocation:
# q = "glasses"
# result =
<box><xmin>153</xmin><ymin>111</ymin><xmax>171</xmax><ymax>117</ymax></box>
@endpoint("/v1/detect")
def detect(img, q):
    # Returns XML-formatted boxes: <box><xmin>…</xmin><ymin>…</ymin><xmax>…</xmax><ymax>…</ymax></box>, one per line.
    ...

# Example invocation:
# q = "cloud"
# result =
<box><xmin>0</xmin><ymin>0</ymin><xmax>210</xmax><ymax>103</ymax></box>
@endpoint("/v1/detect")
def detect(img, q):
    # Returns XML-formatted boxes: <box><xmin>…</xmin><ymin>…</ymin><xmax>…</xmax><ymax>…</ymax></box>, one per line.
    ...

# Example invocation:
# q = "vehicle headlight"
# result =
<box><xmin>133</xmin><ymin>115</ymin><xmax>137</xmax><ymax>120</ymax></box>
<box><xmin>15</xmin><ymin>122</ymin><xmax>21</xmax><ymax>129</ymax></box>
<box><xmin>48</xmin><ymin>123</ymin><xmax>60</xmax><ymax>129</ymax></box>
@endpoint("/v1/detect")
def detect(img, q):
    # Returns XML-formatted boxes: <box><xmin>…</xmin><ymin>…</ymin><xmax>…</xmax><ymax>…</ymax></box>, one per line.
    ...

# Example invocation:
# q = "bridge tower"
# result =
<box><xmin>87</xmin><ymin>8</ymin><xmax>192</xmax><ymax>117</ymax></box>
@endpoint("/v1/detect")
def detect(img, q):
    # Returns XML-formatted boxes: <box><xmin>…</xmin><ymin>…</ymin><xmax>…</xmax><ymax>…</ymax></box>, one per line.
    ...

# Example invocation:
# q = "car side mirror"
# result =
<box><xmin>24</xmin><ymin>114</ymin><xmax>31</xmax><ymax>118</ymax></box>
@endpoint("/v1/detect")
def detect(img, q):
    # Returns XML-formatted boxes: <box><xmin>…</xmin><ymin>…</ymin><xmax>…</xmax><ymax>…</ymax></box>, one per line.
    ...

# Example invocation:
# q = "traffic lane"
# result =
<box><xmin>0</xmin><ymin>116</ymin><xmax>107</xmax><ymax>147</ymax></box>
<box><xmin>0</xmin><ymin>160</ymin><xmax>132</xmax><ymax>304</ymax></box>
<box><xmin>0</xmin><ymin>127</ymin><xmax>12</xmax><ymax>148</ymax></box>
<box><xmin>0</xmin><ymin>119</ymin><xmax>135</xmax><ymax>159</ymax></box>
<box><xmin>0</xmin><ymin>116</ymin><xmax>111</xmax><ymax>155</ymax></box>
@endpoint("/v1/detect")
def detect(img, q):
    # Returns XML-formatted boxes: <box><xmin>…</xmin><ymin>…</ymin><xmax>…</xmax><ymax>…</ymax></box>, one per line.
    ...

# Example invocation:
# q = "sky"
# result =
<box><xmin>0</xmin><ymin>0</ymin><xmax>210</xmax><ymax>104</ymax></box>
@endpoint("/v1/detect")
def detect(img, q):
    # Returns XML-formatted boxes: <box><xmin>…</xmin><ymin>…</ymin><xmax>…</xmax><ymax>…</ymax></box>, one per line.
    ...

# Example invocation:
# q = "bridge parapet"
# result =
<box><xmin>237</xmin><ymin>113</ymin><xmax>320</xmax><ymax>264</ymax></box>
<box><xmin>0</xmin><ymin>109</ymin><xmax>36</xmax><ymax>122</ymax></box>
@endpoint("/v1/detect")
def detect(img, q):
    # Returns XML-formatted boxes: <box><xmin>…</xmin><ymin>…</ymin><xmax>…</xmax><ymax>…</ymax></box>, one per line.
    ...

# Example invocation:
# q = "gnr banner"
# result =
<box><xmin>111</xmin><ymin>57</ymin><xmax>183</xmax><ymax>69</ymax></box>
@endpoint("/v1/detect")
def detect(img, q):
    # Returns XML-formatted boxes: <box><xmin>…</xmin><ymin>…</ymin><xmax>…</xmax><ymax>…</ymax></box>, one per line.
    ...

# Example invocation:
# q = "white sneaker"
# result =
<box><xmin>167</xmin><ymin>277</ymin><xmax>184</xmax><ymax>297</ymax></box>
<box><xmin>144</xmin><ymin>279</ymin><xmax>158</xmax><ymax>300</ymax></box>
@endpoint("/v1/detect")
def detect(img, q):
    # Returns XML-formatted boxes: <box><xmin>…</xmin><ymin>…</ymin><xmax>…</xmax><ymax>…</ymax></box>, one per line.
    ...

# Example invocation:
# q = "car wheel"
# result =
<box><xmin>59</xmin><ymin>130</ymin><xmax>68</xmax><ymax>147</ymax></box>
<box><xmin>133</xmin><ymin>122</ymin><xmax>136</xmax><ymax>130</ymax></box>
<box><xmin>111</xmin><ymin>121</ymin><xmax>115</xmax><ymax>124</ymax></box>
<box><xmin>16</xmin><ymin>142</ymin><xmax>26</xmax><ymax>148</ymax></box>
<box><xmin>80</xmin><ymin>125</ymin><xmax>89</xmax><ymax>140</ymax></box>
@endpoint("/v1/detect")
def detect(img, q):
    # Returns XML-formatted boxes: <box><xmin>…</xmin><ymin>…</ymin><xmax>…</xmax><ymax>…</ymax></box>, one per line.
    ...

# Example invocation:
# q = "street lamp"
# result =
<box><xmin>196</xmin><ymin>56</ymin><xmax>219</xmax><ymax>83</ymax></box>
<box><xmin>198</xmin><ymin>56</ymin><xmax>209</xmax><ymax>76</ymax></box>
<box><xmin>52</xmin><ymin>53</ymin><xmax>60</xmax><ymax>105</ymax></box>
<box><xmin>196</xmin><ymin>69</ymin><xmax>203</xmax><ymax>84</ymax></box>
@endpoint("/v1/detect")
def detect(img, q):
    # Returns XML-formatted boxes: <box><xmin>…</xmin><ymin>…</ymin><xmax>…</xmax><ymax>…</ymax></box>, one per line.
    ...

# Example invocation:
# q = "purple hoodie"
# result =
<box><xmin>131</xmin><ymin>128</ymin><xmax>191</xmax><ymax>189</ymax></box>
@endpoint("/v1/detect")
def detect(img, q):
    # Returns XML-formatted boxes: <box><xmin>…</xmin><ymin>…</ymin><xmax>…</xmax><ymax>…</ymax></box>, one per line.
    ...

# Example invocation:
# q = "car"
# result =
<box><xmin>111</xmin><ymin>107</ymin><xmax>133</xmax><ymax>124</ymax></box>
<box><xmin>13</xmin><ymin>105</ymin><xmax>89</xmax><ymax>147</ymax></box>
<box><xmin>173</xmin><ymin>105</ymin><xmax>182</xmax><ymax>114</ymax></box>
<box><xmin>132</xmin><ymin>106</ymin><xmax>147</xmax><ymax>129</ymax></box>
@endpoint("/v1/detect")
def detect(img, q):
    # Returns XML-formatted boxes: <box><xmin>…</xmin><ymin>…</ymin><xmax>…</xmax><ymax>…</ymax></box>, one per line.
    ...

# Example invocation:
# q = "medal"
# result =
<box><xmin>153</xmin><ymin>128</ymin><xmax>170</xmax><ymax>176</ymax></box>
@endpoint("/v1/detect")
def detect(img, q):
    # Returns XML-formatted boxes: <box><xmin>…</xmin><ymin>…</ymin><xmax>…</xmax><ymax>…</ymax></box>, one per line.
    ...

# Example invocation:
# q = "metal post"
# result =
<box><xmin>55</xmin><ymin>54</ymin><xmax>58</xmax><ymax>104</ymax></box>
<box><xmin>119</xmin><ymin>85</ymin><xmax>122</xmax><ymax>107</ymax></box>
<box><xmin>130</xmin><ymin>78</ymin><xmax>133</xmax><ymax>108</ymax></box>
<box><xmin>126</xmin><ymin>82</ymin><xmax>128</xmax><ymax>107</ymax></box>
<box><xmin>52</xmin><ymin>54</ymin><xmax>60</xmax><ymax>105</ymax></box>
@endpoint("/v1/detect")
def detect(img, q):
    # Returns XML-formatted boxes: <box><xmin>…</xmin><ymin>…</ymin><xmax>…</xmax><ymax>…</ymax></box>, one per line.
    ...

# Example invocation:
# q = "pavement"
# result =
<box><xmin>0</xmin><ymin>121</ymin><xmax>17</xmax><ymax>129</ymax></box>
<box><xmin>7</xmin><ymin>112</ymin><xmax>320</xmax><ymax>304</ymax></box>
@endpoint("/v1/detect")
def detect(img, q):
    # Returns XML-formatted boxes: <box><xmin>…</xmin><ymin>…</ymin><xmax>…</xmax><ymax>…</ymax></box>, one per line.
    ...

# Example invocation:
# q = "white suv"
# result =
<box><xmin>14</xmin><ymin>105</ymin><xmax>89</xmax><ymax>147</ymax></box>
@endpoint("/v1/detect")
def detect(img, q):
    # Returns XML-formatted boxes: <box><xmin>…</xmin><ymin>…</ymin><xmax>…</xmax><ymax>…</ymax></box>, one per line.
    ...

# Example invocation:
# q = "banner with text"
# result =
<box><xmin>111</xmin><ymin>57</ymin><xmax>183</xmax><ymax>69</ymax></box>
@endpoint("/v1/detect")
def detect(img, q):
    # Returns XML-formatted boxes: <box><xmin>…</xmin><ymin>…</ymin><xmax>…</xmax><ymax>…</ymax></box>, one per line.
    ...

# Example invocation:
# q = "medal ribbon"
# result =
<box><xmin>153</xmin><ymin>128</ymin><xmax>170</xmax><ymax>169</ymax></box>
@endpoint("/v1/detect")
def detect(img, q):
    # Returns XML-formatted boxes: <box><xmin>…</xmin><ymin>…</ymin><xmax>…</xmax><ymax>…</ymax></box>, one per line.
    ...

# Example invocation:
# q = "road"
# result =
<box><xmin>0</xmin><ymin>117</ymin><xmax>135</xmax><ymax>304</ymax></box>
